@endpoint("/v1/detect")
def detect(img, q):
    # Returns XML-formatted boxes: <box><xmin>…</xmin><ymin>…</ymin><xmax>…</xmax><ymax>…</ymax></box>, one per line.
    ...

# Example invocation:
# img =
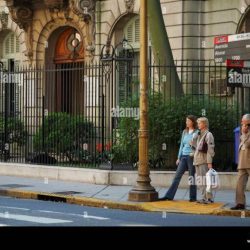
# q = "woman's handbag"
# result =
<box><xmin>198</xmin><ymin>133</ymin><xmax>208</xmax><ymax>153</ymax></box>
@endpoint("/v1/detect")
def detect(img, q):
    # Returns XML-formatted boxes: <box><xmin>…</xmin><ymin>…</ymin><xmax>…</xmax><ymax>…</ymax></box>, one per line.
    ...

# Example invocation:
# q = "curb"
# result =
<box><xmin>0</xmin><ymin>189</ymin><xmax>144</xmax><ymax>212</ymax></box>
<box><xmin>0</xmin><ymin>189</ymin><xmax>249</xmax><ymax>217</ymax></box>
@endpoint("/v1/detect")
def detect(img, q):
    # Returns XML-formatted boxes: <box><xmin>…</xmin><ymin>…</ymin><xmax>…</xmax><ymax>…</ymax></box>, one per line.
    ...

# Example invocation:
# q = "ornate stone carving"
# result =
<box><xmin>5</xmin><ymin>1</ymin><xmax>33</xmax><ymax>60</ymax></box>
<box><xmin>71</xmin><ymin>0</ymin><xmax>96</xmax><ymax>23</ymax></box>
<box><xmin>9</xmin><ymin>5</ymin><xmax>33</xmax><ymax>30</ymax></box>
<box><xmin>44</xmin><ymin>0</ymin><xmax>67</xmax><ymax>12</ymax></box>
<box><xmin>0</xmin><ymin>7</ymin><xmax>9</xmax><ymax>29</ymax></box>
<box><xmin>124</xmin><ymin>0</ymin><xmax>135</xmax><ymax>12</ymax></box>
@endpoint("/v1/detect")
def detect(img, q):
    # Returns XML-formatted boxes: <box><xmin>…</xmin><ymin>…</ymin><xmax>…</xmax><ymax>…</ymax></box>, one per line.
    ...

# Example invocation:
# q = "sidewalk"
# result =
<box><xmin>0</xmin><ymin>175</ymin><xmax>249</xmax><ymax>217</ymax></box>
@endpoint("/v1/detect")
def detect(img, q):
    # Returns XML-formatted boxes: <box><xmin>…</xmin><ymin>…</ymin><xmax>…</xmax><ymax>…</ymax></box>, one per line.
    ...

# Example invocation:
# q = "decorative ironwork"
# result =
<box><xmin>100</xmin><ymin>38</ymin><xmax>134</xmax><ymax>62</ymax></box>
<box><xmin>100</xmin><ymin>40</ymin><xmax>115</xmax><ymax>62</ymax></box>
<box><xmin>114</xmin><ymin>38</ymin><xmax>134</xmax><ymax>62</ymax></box>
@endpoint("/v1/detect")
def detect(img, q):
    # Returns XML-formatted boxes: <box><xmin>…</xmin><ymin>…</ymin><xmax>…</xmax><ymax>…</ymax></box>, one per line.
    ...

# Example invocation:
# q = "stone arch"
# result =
<box><xmin>36</xmin><ymin>18</ymin><xmax>88</xmax><ymax>66</ymax></box>
<box><xmin>236</xmin><ymin>5</ymin><xmax>250</xmax><ymax>33</ymax></box>
<box><xmin>107</xmin><ymin>12</ymin><xmax>139</xmax><ymax>44</ymax></box>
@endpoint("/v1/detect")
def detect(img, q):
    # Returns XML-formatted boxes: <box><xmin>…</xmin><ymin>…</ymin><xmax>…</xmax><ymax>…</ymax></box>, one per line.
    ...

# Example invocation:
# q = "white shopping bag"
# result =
<box><xmin>206</xmin><ymin>168</ymin><xmax>220</xmax><ymax>193</ymax></box>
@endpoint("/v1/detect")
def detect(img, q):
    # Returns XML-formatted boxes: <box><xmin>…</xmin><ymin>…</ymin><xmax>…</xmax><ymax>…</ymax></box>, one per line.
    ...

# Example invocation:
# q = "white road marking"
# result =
<box><xmin>0</xmin><ymin>213</ymin><xmax>72</xmax><ymax>224</ymax></box>
<box><xmin>0</xmin><ymin>205</ymin><xmax>30</xmax><ymax>211</ymax></box>
<box><xmin>0</xmin><ymin>224</ymin><xmax>8</xmax><ymax>226</ymax></box>
<box><xmin>120</xmin><ymin>224</ymin><xmax>156</xmax><ymax>227</ymax></box>
<box><xmin>37</xmin><ymin>210</ymin><xmax>109</xmax><ymax>220</ymax></box>
<box><xmin>84</xmin><ymin>215</ymin><xmax>109</xmax><ymax>220</ymax></box>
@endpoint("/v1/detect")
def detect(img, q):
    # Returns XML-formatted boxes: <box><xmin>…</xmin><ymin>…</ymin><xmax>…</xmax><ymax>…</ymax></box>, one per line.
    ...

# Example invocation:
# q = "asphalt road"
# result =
<box><xmin>0</xmin><ymin>196</ymin><xmax>250</xmax><ymax>227</ymax></box>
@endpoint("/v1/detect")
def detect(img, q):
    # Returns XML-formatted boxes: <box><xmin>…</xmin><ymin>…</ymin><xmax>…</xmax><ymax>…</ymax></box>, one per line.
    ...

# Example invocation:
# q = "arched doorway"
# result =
<box><xmin>45</xmin><ymin>27</ymin><xmax>85</xmax><ymax>114</ymax></box>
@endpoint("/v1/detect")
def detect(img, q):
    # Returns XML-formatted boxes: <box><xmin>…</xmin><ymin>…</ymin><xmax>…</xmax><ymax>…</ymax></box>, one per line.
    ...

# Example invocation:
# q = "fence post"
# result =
<box><xmin>42</xmin><ymin>95</ymin><xmax>45</xmax><ymax>152</ymax></box>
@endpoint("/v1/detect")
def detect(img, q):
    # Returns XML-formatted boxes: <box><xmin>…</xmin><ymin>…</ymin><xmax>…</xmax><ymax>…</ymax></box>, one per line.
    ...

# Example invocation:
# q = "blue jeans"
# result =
<box><xmin>164</xmin><ymin>155</ymin><xmax>197</xmax><ymax>200</ymax></box>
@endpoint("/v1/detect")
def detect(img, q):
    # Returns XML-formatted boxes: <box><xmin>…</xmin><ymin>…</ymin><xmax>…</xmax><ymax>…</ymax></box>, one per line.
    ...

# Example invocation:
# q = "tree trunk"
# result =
<box><xmin>148</xmin><ymin>0</ymin><xmax>183</xmax><ymax>97</ymax></box>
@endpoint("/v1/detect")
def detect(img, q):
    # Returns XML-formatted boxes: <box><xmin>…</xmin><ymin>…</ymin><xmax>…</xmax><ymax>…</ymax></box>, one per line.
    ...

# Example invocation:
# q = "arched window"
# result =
<box><xmin>54</xmin><ymin>27</ymin><xmax>84</xmax><ymax>64</ymax></box>
<box><xmin>1</xmin><ymin>31</ymin><xmax>21</xmax><ymax>70</ymax></box>
<box><xmin>124</xmin><ymin>16</ymin><xmax>140</xmax><ymax>49</ymax></box>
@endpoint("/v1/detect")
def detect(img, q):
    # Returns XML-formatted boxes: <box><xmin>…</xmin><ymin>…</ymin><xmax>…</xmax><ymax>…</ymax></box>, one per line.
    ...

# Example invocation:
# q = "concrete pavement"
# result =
<box><xmin>0</xmin><ymin>175</ymin><xmax>249</xmax><ymax>217</ymax></box>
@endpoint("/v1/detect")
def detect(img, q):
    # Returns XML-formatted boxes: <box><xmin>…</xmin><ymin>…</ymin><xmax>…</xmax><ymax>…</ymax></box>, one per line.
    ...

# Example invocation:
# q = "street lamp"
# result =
<box><xmin>128</xmin><ymin>0</ymin><xmax>158</xmax><ymax>202</ymax></box>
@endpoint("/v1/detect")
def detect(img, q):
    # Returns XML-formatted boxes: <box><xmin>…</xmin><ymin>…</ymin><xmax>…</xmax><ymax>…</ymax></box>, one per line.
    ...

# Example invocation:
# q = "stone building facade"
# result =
<box><xmin>0</xmin><ymin>0</ymin><xmax>249</xmax><ymax>68</ymax></box>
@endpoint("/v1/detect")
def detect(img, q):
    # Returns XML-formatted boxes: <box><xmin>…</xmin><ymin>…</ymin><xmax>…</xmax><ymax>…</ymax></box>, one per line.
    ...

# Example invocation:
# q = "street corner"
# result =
<box><xmin>141</xmin><ymin>200</ymin><xmax>225</xmax><ymax>215</ymax></box>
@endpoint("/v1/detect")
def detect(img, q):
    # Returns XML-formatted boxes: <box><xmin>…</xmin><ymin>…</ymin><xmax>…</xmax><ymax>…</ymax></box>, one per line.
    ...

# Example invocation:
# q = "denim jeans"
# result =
<box><xmin>164</xmin><ymin>155</ymin><xmax>197</xmax><ymax>200</ymax></box>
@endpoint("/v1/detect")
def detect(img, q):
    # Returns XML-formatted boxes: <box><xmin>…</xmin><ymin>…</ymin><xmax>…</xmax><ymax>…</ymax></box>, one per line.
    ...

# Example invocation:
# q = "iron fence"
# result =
<box><xmin>0</xmin><ymin>60</ymin><xmax>249</xmax><ymax>170</ymax></box>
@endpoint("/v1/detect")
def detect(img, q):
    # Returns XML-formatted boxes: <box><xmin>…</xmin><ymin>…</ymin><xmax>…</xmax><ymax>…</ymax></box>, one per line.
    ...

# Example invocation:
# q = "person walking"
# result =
<box><xmin>231</xmin><ymin>114</ymin><xmax>250</xmax><ymax>210</ymax></box>
<box><xmin>193</xmin><ymin>117</ymin><xmax>215</xmax><ymax>204</ymax></box>
<box><xmin>159</xmin><ymin>115</ymin><xmax>198</xmax><ymax>202</ymax></box>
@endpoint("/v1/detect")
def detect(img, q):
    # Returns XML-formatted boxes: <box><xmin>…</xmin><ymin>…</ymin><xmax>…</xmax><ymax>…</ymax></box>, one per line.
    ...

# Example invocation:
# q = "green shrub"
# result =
<box><xmin>0</xmin><ymin>117</ymin><xmax>27</xmax><ymax>146</ymax></box>
<box><xmin>113</xmin><ymin>92</ymin><xmax>238</xmax><ymax>170</ymax></box>
<box><xmin>33</xmin><ymin>113</ymin><xmax>95</xmax><ymax>162</ymax></box>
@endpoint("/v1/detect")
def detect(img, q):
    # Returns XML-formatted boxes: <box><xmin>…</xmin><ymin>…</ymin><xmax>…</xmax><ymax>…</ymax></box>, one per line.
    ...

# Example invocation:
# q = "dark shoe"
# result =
<box><xmin>196</xmin><ymin>199</ymin><xmax>207</xmax><ymax>204</ymax></box>
<box><xmin>207</xmin><ymin>199</ymin><xmax>214</xmax><ymax>204</ymax></box>
<box><xmin>230</xmin><ymin>204</ymin><xmax>245</xmax><ymax>210</ymax></box>
<box><xmin>158</xmin><ymin>197</ymin><xmax>172</xmax><ymax>201</ymax></box>
<box><xmin>189</xmin><ymin>199</ymin><xmax>197</xmax><ymax>202</ymax></box>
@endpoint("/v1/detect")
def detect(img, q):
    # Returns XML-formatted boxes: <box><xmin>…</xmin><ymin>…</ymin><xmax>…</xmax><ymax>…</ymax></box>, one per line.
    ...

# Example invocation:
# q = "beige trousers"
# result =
<box><xmin>236</xmin><ymin>169</ymin><xmax>250</xmax><ymax>205</ymax></box>
<box><xmin>195</xmin><ymin>164</ymin><xmax>213</xmax><ymax>200</ymax></box>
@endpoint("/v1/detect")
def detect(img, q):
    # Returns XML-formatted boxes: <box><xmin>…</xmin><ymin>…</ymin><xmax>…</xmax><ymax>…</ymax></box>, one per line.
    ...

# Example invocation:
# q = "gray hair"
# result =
<box><xmin>197</xmin><ymin>117</ymin><xmax>209</xmax><ymax>128</ymax></box>
<box><xmin>242</xmin><ymin>114</ymin><xmax>250</xmax><ymax>121</ymax></box>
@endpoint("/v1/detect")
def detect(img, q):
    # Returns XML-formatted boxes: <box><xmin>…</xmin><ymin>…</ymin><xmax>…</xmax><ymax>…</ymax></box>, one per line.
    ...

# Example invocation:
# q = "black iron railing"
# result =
<box><xmin>0</xmin><ymin>60</ymin><xmax>249</xmax><ymax>170</ymax></box>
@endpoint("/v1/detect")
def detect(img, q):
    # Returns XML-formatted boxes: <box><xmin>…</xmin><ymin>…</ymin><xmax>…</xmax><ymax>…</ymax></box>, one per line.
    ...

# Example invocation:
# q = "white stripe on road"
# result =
<box><xmin>0</xmin><ymin>224</ymin><xmax>9</xmax><ymax>226</ymax></box>
<box><xmin>0</xmin><ymin>213</ymin><xmax>72</xmax><ymax>224</ymax></box>
<box><xmin>0</xmin><ymin>205</ymin><xmax>30</xmax><ymax>211</ymax></box>
<box><xmin>84</xmin><ymin>215</ymin><xmax>109</xmax><ymax>220</ymax></box>
<box><xmin>38</xmin><ymin>210</ymin><xmax>109</xmax><ymax>220</ymax></box>
<box><xmin>120</xmin><ymin>224</ymin><xmax>157</xmax><ymax>227</ymax></box>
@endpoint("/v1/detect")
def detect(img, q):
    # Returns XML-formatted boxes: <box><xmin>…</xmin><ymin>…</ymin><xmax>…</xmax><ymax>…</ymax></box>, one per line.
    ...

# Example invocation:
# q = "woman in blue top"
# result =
<box><xmin>159</xmin><ymin>115</ymin><xmax>198</xmax><ymax>201</ymax></box>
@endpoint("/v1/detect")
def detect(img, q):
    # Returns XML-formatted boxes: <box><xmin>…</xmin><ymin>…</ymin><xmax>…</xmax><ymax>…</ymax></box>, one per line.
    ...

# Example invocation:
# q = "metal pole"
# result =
<box><xmin>128</xmin><ymin>0</ymin><xmax>158</xmax><ymax>202</ymax></box>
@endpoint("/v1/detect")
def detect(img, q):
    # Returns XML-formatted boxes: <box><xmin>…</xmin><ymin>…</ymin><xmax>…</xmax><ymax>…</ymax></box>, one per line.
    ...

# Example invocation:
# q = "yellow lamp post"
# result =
<box><xmin>128</xmin><ymin>0</ymin><xmax>158</xmax><ymax>202</ymax></box>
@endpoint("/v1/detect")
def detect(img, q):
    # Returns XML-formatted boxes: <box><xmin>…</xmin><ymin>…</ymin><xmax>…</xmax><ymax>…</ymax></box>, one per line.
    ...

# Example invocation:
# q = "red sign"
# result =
<box><xmin>214</xmin><ymin>35</ymin><xmax>228</xmax><ymax>45</ymax></box>
<box><xmin>226</xmin><ymin>59</ymin><xmax>244</xmax><ymax>68</ymax></box>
